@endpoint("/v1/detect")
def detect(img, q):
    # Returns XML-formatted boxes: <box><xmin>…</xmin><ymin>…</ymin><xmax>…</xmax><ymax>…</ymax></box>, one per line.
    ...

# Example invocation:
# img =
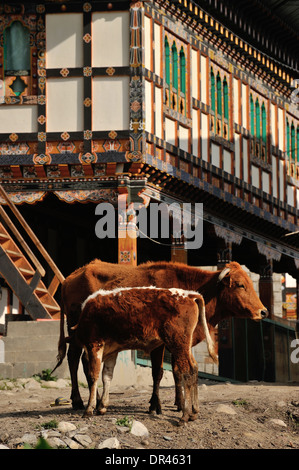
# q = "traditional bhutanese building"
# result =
<box><xmin>0</xmin><ymin>0</ymin><xmax>298</xmax><ymax>382</ymax></box>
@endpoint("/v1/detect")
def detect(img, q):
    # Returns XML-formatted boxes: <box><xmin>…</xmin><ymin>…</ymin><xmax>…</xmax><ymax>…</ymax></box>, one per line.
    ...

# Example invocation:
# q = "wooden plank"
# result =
<box><xmin>0</xmin><ymin>209</ymin><xmax>46</xmax><ymax>277</ymax></box>
<box><xmin>0</xmin><ymin>245</ymin><xmax>51</xmax><ymax>320</ymax></box>
<box><xmin>47</xmin><ymin>275</ymin><xmax>61</xmax><ymax>297</ymax></box>
<box><xmin>0</xmin><ymin>185</ymin><xmax>64</xmax><ymax>283</ymax></box>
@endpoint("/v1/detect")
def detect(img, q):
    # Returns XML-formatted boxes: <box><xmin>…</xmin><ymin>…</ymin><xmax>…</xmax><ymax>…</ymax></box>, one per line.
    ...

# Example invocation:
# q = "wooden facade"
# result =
<box><xmin>0</xmin><ymin>1</ymin><xmax>298</xmax><ymax>339</ymax></box>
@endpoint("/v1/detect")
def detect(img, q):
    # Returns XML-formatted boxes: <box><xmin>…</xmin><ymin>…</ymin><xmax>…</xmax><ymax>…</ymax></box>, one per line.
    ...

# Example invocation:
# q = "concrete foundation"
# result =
<box><xmin>0</xmin><ymin>319</ymin><xmax>174</xmax><ymax>388</ymax></box>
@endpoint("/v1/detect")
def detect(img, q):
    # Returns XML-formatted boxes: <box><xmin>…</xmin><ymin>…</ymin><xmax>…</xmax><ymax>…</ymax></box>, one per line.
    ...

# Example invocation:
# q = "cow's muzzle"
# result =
<box><xmin>260</xmin><ymin>309</ymin><xmax>268</xmax><ymax>319</ymax></box>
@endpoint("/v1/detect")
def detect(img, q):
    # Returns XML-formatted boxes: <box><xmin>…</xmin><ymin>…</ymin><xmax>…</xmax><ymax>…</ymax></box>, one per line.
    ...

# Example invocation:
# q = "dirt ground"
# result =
<box><xmin>0</xmin><ymin>377</ymin><xmax>299</xmax><ymax>450</ymax></box>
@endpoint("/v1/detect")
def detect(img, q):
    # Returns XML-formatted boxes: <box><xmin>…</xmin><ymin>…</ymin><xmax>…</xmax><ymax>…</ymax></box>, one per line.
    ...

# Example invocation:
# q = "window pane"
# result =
<box><xmin>4</xmin><ymin>21</ymin><xmax>30</xmax><ymax>74</ymax></box>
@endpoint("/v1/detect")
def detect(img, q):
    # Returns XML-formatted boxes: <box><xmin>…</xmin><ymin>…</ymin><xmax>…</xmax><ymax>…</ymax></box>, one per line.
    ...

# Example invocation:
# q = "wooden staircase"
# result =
<box><xmin>0</xmin><ymin>185</ymin><xmax>65</xmax><ymax>320</ymax></box>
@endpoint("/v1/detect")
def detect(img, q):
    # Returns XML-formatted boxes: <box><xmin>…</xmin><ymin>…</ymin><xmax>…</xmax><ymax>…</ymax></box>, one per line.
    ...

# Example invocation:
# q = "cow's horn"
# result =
<box><xmin>218</xmin><ymin>267</ymin><xmax>230</xmax><ymax>283</ymax></box>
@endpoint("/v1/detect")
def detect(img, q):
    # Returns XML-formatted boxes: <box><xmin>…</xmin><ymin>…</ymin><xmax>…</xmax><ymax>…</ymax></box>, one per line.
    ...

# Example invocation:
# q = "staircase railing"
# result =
<box><xmin>0</xmin><ymin>184</ymin><xmax>65</xmax><ymax>297</ymax></box>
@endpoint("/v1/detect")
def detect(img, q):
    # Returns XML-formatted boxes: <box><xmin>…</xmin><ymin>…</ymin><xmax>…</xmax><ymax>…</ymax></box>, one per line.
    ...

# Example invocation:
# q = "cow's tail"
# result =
<box><xmin>51</xmin><ymin>302</ymin><xmax>67</xmax><ymax>374</ymax></box>
<box><xmin>192</xmin><ymin>294</ymin><xmax>218</xmax><ymax>364</ymax></box>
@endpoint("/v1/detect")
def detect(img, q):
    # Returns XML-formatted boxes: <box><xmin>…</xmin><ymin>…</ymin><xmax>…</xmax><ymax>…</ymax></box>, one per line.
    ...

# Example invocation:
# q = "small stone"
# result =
<box><xmin>0</xmin><ymin>444</ymin><xmax>9</xmax><ymax>449</ymax></box>
<box><xmin>163</xmin><ymin>435</ymin><xmax>173</xmax><ymax>441</ymax></box>
<box><xmin>116</xmin><ymin>425</ymin><xmax>130</xmax><ymax>433</ymax></box>
<box><xmin>63</xmin><ymin>437</ymin><xmax>81</xmax><ymax>449</ymax></box>
<box><xmin>73</xmin><ymin>434</ymin><xmax>92</xmax><ymax>447</ymax></box>
<box><xmin>216</xmin><ymin>404</ymin><xmax>237</xmax><ymax>415</ymax></box>
<box><xmin>98</xmin><ymin>437</ymin><xmax>120</xmax><ymax>449</ymax></box>
<box><xmin>24</xmin><ymin>379</ymin><xmax>41</xmax><ymax>390</ymax></box>
<box><xmin>270</xmin><ymin>419</ymin><xmax>287</xmax><ymax>428</ymax></box>
<box><xmin>21</xmin><ymin>433</ymin><xmax>38</xmax><ymax>446</ymax></box>
<box><xmin>130</xmin><ymin>420</ymin><xmax>149</xmax><ymax>438</ymax></box>
<box><xmin>57</xmin><ymin>421</ymin><xmax>77</xmax><ymax>433</ymax></box>
<box><xmin>277</xmin><ymin>401</ymin><xmax>287</xmax><ymax>407</ymax></box>
<box><xmin>47</xmin><ymin>437</ymin><xmax>67</xmax><ymax>448</ymax></box>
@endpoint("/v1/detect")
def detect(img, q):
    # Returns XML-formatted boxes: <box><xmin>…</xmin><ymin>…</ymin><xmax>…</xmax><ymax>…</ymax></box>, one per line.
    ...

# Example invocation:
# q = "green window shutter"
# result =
<box><xmin>223</xmin><ymin>77</ymin><xmax>229</xmax><ymax>120</ymax></box>
<box><xmin>172</xmin><ymin>42</ymin><xmax>178</xmax><ymax>90</ymax></box>
<box><xmin>211</xmin><ymin>68</ymin><xmax>216</xmax><ymax>112</ymax></box>
<box><xmin>4</xmin><ymin>21</ymin><xmax>30</xmax><ymax>74</ymax></box>
<box><xmin>165</xmin><ymin>36</ymin><xmax>170</xmax><ymax>87</ymax></box>
<box><xmin>216</xmin><ymin>73</ymin><xmax>222</xmax><ymax>116</ymax></box>
<box><xmin>291</xmin><ymin>122</ymin><xmax>295</xmax><ymax>161</ymax></box>
<box><xmin>286</xmin><ymin>119</ymin><xmax>290</xmax><ymax>158</ymax></box>
<box><xmin>180</xmin><ymin>47</ymin><xmax>186</xmax><ymax>94</ymax></box>
<box><xmin>250</xmin><ymin>94</ymin><xmax>254</xmax><ymax>136</ymax></box>
<box><xmin>255</xmin><ymin>99</ymin><xmax>260</xmax><ymax>139</ymax></box>
<box><xmin>262</xmin><ymin>102</ymin><xmax>267</xmax><ymax>145</ymax></box>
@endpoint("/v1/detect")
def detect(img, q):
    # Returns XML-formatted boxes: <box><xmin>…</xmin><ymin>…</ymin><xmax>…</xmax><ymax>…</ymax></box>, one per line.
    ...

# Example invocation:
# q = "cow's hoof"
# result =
<box><xmin>72</xmin><ymin>401</ymin><xmax>85</xmax><ymax>411</ymax></box>
<box><xmin>97</xmin><ymin>407</ymin><xmax>107</xmax><ymax>415</ymax></box>
<box><xmin>148</xmin><ymin>408</ymin><xmax>162</xmax><ymax>415</ymax></box>
<box><xmin>189</xmin><ymin>413</ymin><xmax>199</xmax><ymax>421</ymax></box>
<box><xmin>83</xmin><ymin>410</ymin><xmax>93</xmax><ymax>418</ymax></box>
<box><xmin>177</xmin><ymin>418</ymin><xmax>187</xmax><ymax>427</ymax></box>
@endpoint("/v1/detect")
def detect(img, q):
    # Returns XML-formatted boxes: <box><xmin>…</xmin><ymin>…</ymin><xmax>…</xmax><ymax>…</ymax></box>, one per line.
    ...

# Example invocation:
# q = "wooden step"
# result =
<box><xmin>41</xmin><ymin>303</ymin><xmax>60</xmax><ymax>313</ymax></box>
<box><xmin>19</xmin><ymin>267</ymin><xmax>35</xmax><ymax>278</ymax></box>
<box><xmin>5</xmin><ymin>249</ymin><xmax>23</xmax><ymax>259</ymax></box>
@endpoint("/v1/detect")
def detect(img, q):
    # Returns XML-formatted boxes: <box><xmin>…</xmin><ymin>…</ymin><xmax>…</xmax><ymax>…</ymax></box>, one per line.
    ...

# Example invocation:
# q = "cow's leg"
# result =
<box><xmin>149</xmin><ymin>345</ymin><xmax>165</xmax><ymax>414</ymax></box>
<box><xmin>97</xmin><ymin>353</ymin><xmax>118</xmax><ymax>415</ymax></box>
<box><xmin>172</xmin><ymin>354</ymin><xmax>184</xmax><ymax>412</ymax></box>
<box><xmin>84</xmin><ymin>343</ymin><xmax>104</xmax><ymax>418</ymax></box>
<box><xmin>67</xmin><ymin>339</ymin><xmax>85</xmax><ymax>410</ymax></box>
<box><xmin>81</xmin><ymin>350</ymin><xmax>101</xmax><ymax>407</ymax></box>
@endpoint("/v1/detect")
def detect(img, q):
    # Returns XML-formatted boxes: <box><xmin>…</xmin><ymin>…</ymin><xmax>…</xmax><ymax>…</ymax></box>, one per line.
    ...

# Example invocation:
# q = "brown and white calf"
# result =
<box><xmin>71</xmin><ymin>286</ymin><xmax>214</xmax><ymax>424</ymax></box>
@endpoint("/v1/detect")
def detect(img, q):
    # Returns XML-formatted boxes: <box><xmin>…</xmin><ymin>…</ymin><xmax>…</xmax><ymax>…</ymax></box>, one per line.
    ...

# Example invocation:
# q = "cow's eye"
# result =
<box><xmin>237</xmin><ymin>283</ymin><xmax>245</xmax><ymax>289</ymax></box>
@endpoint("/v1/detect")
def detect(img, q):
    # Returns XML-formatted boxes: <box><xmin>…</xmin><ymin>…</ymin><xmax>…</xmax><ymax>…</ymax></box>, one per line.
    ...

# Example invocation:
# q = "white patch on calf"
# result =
<box><xmin>81</xmin><ymin>285</ymin><xmax>201</xmax><ymax>310</ymax></box>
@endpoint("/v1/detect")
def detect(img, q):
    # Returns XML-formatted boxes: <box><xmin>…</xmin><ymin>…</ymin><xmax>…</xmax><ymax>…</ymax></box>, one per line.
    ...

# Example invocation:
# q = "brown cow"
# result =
<box><xmin>53</xmin><ymin>260</ymin><xmax>267</xmax><ymax>413</ymax></box>
<box><xmin>71</xmin><ymin>286</ymin><xmax>211</xmax><ymax>424</ymax></box>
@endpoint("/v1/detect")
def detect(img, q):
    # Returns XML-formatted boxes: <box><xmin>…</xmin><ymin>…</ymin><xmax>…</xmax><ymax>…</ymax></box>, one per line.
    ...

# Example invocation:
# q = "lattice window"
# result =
<box><xmin>0</xmin><ymin>15</ymin><xmax>37</xmax><ymax>98</ymax></box>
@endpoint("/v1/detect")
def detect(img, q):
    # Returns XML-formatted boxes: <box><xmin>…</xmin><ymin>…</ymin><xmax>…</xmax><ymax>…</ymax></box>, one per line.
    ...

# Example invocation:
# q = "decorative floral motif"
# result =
<box><xmin>61</xmin><ymin>132</ymin><xmax>70</xmax><ymax>141</ymax></box>
<box><xmin>33</xmin><ymin>153</ymin><xmax>51</xmax><ymax>165</ymax></box>
<box><xmin>38</xmin><ymin>68</ymin><xmax>46</xmax><ymax>77</ymax></box>
<box><xmin>36</xmin><ymin>5</ymin><xmax>45</xmax><ymax>13</ymax></box>
<box><xmin>38</xmin><ymin>95</ymin><xmax>46</xmax><ymax>105</ymax></box>
<box><xmin>106</xmin><ymin>67</ymin><xmax>115</xmax><ymax>76</ymax></box>
<box><xmin>79</xmin><ymin>152</ymin><xmax>97</xmax><ymax>164</ymax></box>
<box><xmin>83</xmin><ymin>33</ymin><xmax>92</xmax><ymax>43</ymax></box>
<box><xmin>83</xmin><ymin>97</ymin><xmax>92</xmax><ymax>107</ymax></box>
<box><xmin>38</xmin><ymin>132</ymin><xmax>46</xmax><ymax>142</ymax></box>
<box><xmin>131</xmin><ymin>100</ymin><xmax>141</xmax><ymax>113</ymax></box>
<box><xmin>108</xmin><ymin>130</ymin><xmax>118</xmax><ymax>140</ymax></box>
<box><xmin>83</xmin><ymin>2</ymin><xmax>92</xmax><ymax>12</ymax></box>
<box><xmin>37</xmin><ymin>115</ymin><xmax>46</xmax><ymax>125</ymax></box>
<box><xmin>38</xmin><ymin>77</ymin><xmax>46</xmax><ymax>92</ymax></box>
<box><xmin>120</xmin><ymin>251</ymin><xmax>131</xmax><ymax>263</ymax></box>
<box><xmin>83</xmin><ymin>67</ymin><xmax>92</xmax><ymax>77</ymax></box>
<box><xmin>84</xmin><ymin>130</ymin><xmax>92</xmax><ymax>140</ymax></box>
<box><xmin>60</xmin><ymin>68</ymin><xmax>70</xmax><ymax>77</ymax></box>
<box><xmin>9</xmin><ymin>133</ymin><xmax>18</xmax><ymax>142</ymax></box>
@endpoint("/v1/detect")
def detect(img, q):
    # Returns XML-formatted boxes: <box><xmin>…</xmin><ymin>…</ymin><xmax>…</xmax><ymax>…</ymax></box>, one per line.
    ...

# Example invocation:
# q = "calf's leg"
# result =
<box><xmin>81</xmin><ymin>350</ymin><xmax>101</xmax><ymax>407</ymax></box>
<box><xmin>97</xmin><ymin>353</ymin><xmax>118</xmax><ymax>415</ymax></box>
<box><xmin>84</xmin><ymin>343</ymin><xmax>104</xmax><ymax>418</ymax></box>
<box><xmin>149</xmin><ymin>345</ymin><xmax>165</xmax><ymax>414</ymax></box>
<box><xmin>172</xmin><ymin>352</ymin><xmax>199</xmax><ymax>425</ymax></box>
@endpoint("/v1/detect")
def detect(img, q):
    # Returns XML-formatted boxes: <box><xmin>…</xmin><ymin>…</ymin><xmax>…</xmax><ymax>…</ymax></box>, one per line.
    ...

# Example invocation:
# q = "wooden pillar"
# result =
<box><xmin>259</xmin><ymin>260</ymin><xmax>274</xmax><ymax>318</ymax></box>
<box><xmin>118</xmin><ymin>193</ymin><xmax>137</xmax><ymax>266</ymax></box>
<box><xmin>217</xmin><ymin>239</ymin><xmax>232</xmax><ymax>268</ymax></box>
<box><xmin>171</xmin><ymin>236</ymin><xmax>187</xmax><ymax>264</ymax></box>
